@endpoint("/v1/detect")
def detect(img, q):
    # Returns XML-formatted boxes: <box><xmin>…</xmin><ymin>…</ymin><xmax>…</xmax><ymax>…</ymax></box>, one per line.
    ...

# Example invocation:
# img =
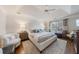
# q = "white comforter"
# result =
<box><xmin>30</xmin><ymin>32</ymin><xmax>55</xmax><ymax>43</ymax></box>
<box><xmin>29</xmin><ymin>31</ymin><xmax>57</xmax><ymax>51</ymax></box>
<box><xmin>31</xmin><ymin>32</ymin><xmax>55</xmax><ymax>37</ymax></box>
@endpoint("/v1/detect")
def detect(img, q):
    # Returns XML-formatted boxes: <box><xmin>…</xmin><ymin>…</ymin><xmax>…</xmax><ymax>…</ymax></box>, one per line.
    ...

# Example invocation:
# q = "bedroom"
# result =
<box><xmin>0</xmin><ymin>5</ymin><xmax>79</xmax><ymax>54</ymax></box>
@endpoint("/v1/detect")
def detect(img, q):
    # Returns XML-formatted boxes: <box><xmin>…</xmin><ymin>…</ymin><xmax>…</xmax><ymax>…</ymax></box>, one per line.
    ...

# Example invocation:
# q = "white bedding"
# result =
<box><xmin>29</xmin><ymin>31</ymin><xmax>57</xmax><ymax>51</ymax></box>
<box><xmin>31</xmin><ymin>32</ymin><xmax>54</xmax><ymax>37</ymax></box>
<box><xmin>30</xmin><ymin>32</ymin><xmax>55</xmax><ymax>43</ymax></box>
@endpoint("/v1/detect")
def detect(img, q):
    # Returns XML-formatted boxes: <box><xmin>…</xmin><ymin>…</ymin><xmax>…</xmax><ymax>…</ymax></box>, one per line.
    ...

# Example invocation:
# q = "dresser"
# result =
<box><xmin>73</xmin><ymin>33</ymin><xmax>77</xmax><ymax>53</ymax></box>
<box><xmin>76</xmin><ymin>31</ymin><xmax>79</xmax><ymax>54</ymax></box>
<box><xmin>72</xmin><ymin>31</ymin><xmax>79</xmax><ymax>54</ymax></box>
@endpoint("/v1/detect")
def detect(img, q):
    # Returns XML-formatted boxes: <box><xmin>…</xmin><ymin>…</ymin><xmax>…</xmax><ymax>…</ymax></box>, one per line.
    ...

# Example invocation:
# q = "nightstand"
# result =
<box><xmin>19</xmin><ymin>31</ymin><xmax>29</xmax><ymax>41</ymax></box>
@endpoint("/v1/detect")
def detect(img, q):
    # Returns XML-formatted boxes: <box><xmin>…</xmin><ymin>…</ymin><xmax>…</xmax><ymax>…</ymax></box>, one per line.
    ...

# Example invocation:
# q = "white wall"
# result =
<box><xmin>6</xmin><ymin>14</ymin><xmax>27</xmax><ymax>33</ymax></box>
<box><xmin>27</xmin><ymin>20</ymin><xmax>45</xmax><ymax>31</ymax></box>
<box><xmin>71</xmin><ymin>5</ymin><xmax>79</xmax><ymax>14</ymax></box>
<box><xmin>68</xmin><ymin>14</ymin><xmax>79</xmax><ymax>32</ymax></box>
<box><xmin>0</xmin><ymin>9</ymin><xmax>6</xmax><ymax>34</ymax></box>
<box><xmin>6</xmin><ymin>14</ymin><xmax>45</xmax><ymax>33</ymax></box>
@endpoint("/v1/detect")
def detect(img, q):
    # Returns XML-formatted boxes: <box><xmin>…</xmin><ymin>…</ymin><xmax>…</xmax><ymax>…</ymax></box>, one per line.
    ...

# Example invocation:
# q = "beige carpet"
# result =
<box><xmin>21</xmin><ymin>39</ymin><xmax>67</xmax><ymax>54</ymax></box>
<box><xmin>42</xmin><ymin>39</ymin><xmax>67</xmax><ymax>54</ymax></box>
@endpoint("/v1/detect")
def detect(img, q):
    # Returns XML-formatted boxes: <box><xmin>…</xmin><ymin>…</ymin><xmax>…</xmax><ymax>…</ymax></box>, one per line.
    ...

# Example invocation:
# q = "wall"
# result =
<box><xmin>0</xmin><ymin>9</ymin><xmax>6</xmax><ymax>34</ymax></box>
<box><xmin>71</xmin><ymin>5</ymin><xmax>79</xmax><ymax>14</ymax></box>
<box><xmin>6</xmin><ymin>14</ymin><xmax>45</xmax><ymax>33</ymax></box>
<box><xmin>68</xmin><ymin>14</ymin><xmax>79</xmax><ymax>32</ymax></box>
<box><xmin>6</xmin><ymin>14</ymin><xmax>27</xmax><ymax>33</ymax></box>
<box><xmin>27</xmin><ymin>20</ymin><xmax>45</xmax><ymax>31</ymax></box>
<box><xmin>6</xmin><ymin>15</ymin><xmax>19</xmax><ymax>33</ymax></box>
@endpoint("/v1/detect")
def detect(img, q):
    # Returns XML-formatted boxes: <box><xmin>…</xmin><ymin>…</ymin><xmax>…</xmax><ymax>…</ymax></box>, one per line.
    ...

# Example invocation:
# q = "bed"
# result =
<box><xmin>27</xmin><ymin>29</ymin><xmax>57</xmax><ymax>52</ymax></box>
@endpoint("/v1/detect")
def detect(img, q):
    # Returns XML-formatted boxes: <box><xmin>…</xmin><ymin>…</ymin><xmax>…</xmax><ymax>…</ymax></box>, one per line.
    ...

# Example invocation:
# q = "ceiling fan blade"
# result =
<box><xmin>45</xmin><ymin>9</ymin><xmax>56</xmax><ymax>12</ymax></box>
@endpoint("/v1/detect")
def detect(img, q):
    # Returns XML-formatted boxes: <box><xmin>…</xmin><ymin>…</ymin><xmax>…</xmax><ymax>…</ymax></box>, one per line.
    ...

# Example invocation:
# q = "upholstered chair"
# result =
<box><xmin>0</xmin><ymin>34</ymin><xmax>21</xmax><ymax>54</ymax></box>
<box><xmin>0</xmin><ymin>35</ymin><xmax>4</xmax><ymax>54</ymax></box>
<box><xmin>0</xmin><ymin>48</ymin><xmax>3</xmax><ymax>54</ymax></box>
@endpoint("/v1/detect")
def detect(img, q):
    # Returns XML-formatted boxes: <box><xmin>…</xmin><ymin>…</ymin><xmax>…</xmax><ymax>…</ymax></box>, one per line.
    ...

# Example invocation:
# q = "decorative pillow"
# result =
<box><xmin>37</xmin><ymin>29</ymin><xmax>40</xmax><ymax>33</ymax></box>
<box><xmin>31</xmin><ymin>29</ymin><xmax>36</xmax><ymax>33</ymax></box>
<box><xmin>31</xmin><ymin>29</ymin><xmax>44</xmax><ymax>33</ymax></box>
<box><xmin>14</xmin><ymin>34</ymin><xmax>19</xmax><ymax>39</ymax></box>
<box><xmin>4</xmin><ymin>35</ymin><xmax>12</xmax><ymax>41</ymax></box>
<box><xmin>7</xmin><ymin>36</ymin><xmax>12</xmax><ymax>41</ymax></box>
<box><xmin>39</xmin><ymin>29</ymin><xmax>44</xmax><ymax>32</ymax></box>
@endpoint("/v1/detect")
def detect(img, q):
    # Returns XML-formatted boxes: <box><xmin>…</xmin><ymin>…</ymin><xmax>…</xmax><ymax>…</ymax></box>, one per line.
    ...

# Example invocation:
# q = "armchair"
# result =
<box><xmin>0</xmin><ymin>48</ymin><xmax>3</xmax><ymax>54</ymax></box>
<box><xmin>0</xmin><ymin>33</ymin><xmax>21</xmax><ymax>54</ymax></box>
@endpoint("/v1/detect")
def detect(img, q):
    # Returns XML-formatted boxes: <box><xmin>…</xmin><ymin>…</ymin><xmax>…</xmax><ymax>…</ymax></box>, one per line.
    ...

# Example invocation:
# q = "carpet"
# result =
<box><xmin>42</xmin><ymin>39</ymin><xmax>67</xmax><ymax>54</ymax></box>
<box><xmin>19</xmin><ymin>39</ymin><xmax>67</xmax><ymax>54</ymax></box>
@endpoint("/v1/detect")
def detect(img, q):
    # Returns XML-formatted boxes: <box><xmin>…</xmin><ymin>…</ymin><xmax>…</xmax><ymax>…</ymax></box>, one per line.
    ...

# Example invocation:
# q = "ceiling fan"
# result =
<box><xmin>44</xmin><ymin>9</ymin><xmax>56</xmax><ymax>12</ymax></box>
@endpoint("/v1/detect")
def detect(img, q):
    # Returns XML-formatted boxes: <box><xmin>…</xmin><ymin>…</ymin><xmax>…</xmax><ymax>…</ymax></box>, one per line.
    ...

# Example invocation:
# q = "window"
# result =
<box><xmin>49</xmin><ymin>21</ymin><xmax>63</xmax><ymax>32</ymax></box>
<box><xmin>76</xmin><ymin>19</ymin><xmax>79</xmax><ymax>26</ymax></box>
